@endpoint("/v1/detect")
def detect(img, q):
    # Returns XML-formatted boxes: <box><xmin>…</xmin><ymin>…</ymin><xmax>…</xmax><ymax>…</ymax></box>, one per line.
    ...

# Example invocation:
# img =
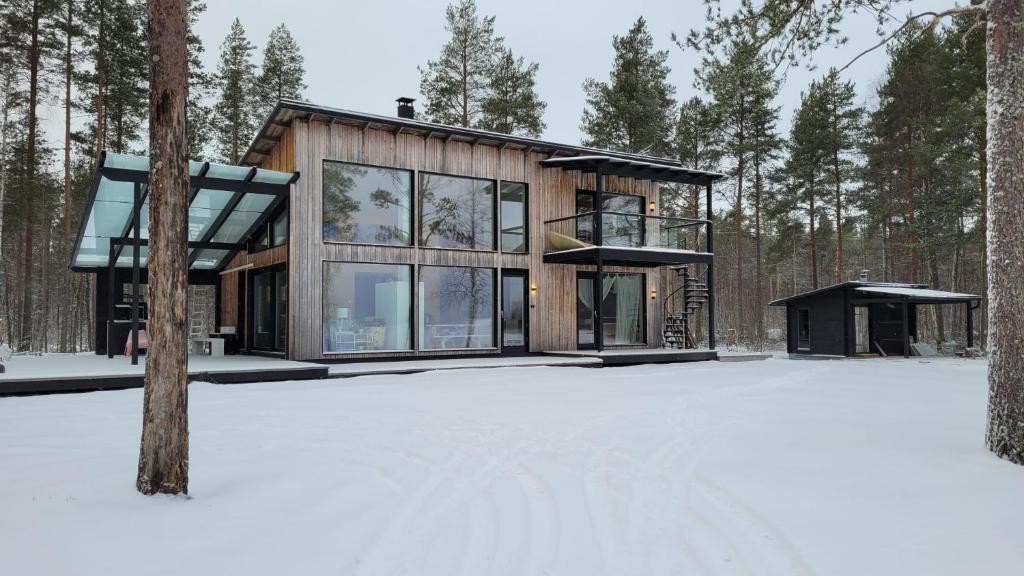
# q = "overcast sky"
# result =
<box><xmin>40</xmin><ymin>0</ymin><xmax>939</xmax><ymax>154</ymax></box>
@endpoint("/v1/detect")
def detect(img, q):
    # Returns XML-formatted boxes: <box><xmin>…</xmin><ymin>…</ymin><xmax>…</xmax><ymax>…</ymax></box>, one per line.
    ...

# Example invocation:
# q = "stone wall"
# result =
<box><xmin>188</xmin><ymin>285</ymin><xmax>216</xmax><ymax>340</ymax></box>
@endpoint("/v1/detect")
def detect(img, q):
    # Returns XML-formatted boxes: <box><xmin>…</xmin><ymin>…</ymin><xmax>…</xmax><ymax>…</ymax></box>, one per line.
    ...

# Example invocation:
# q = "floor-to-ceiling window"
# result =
<box><xmin>322</xmin><ymin>161</ymin><xmax>413</xmax><ymax>245</ymax></box>
<box><xmin>252</xmin><ymin>266</ymin><xmax>287</xmax><ymax>352</ymax></box>
<box><xmin>322</xmin><ymin>262</ymin><xmax>413</xmax><ymax>353</ymax></box>
<box><xmin>419</xmin><ymin>266</ymin><xmax>495</xmax><ymax>349</ymax></box>
<box><xmin>419</xmin><ymin>174</ymin><xmax>495</xmax><ymax>250</ymax></box>
<box><xmin>500</xmin><ymin>182</ymin><xmax>527</xmax><ymax>253</ymax></box>
<box><xmin>577</xmin><ymin>272</ymin><xmax>646</xmax><ymax>347</ymax></box>
<box><xmin>575</xmin><ymin>191</ymin><xmax>643</xmax><ymax>247</ymax></box>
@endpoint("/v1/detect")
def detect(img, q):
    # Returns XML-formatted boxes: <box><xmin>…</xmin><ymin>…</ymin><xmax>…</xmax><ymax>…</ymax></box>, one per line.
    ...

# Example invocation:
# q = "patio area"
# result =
<box><xmin>0</xmin><ymin>354</ymin><xmax>329</xmax><ymax>395</ymax></box>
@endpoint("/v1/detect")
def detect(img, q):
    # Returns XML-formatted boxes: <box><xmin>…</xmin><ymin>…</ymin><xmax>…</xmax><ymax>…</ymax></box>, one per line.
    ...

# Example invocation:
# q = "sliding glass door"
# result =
<box><xmin>577</xmin><ymin>272</ymin><xmax>646</xmax><ymax>348</ymax></box>
<box><xmin>251</xmin><ymin>266</ymin><xmax>287</xmax><ymax>352</ymax></box>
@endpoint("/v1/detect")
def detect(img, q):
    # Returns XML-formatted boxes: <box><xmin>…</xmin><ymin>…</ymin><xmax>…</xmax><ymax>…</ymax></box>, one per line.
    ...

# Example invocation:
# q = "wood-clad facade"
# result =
<box><xmin>221</xmin><ymin>102</ymin><xmax>720</xmax><ymax>362</ymax></box>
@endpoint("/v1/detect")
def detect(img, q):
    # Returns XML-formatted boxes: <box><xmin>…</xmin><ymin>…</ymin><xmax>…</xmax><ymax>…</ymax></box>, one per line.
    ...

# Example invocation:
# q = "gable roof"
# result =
<box><xmin>241</xmin><ymin>100</ymin><xmax>723</xmax><ymax>183</ymax></box>
<box><xmin>769</xmin><ymin>281</ymin><xmax>982</xmax><ymax>306</ymax></box>
<box><xmin>768</xmin><ymin>281</ymin><xmax>923</xmax><ymax>306</ymax></box>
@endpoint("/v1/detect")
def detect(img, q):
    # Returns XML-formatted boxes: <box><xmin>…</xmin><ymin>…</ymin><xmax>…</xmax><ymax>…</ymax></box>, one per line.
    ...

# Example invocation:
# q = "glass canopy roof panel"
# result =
<box><xmin>72</xmin><ymin>152</ymin><xmax>296</xmax><ymax>270</ymax></box>
<box><xmin>252</xmin><ymin>168</ymin><xmax>294</xmax><ymax>185</ymax></box>
<box><xmin>188</xmin><ymin>188</ymin><xmax>236</xmax><ymax>241</ymax></box>
<box><xmin>210</xmin><ymin>193</ymin><xmax>276</xmax><ymax>244</ymax></box>
<box><xmin>191</xmin><ymin>249</ymin><xmax>231</xmax><ymax>270</ymax></box>
<box><xmin>114</xmin><ymin>245</ymin><xmax>150</xmax><ymax>268</ymax></box>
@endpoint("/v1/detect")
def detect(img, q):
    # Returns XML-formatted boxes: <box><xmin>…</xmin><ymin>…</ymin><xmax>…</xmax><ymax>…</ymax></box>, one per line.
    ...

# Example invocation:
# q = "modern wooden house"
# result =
<box><xmin>769</xmin><ymin>277</ymin><xmax>981</xmax><ymax>358</ymax></box>
<box><xmin>73</xmin><ymin>99</ymin><xmax>724</xmax><ymax>364</ymax></box>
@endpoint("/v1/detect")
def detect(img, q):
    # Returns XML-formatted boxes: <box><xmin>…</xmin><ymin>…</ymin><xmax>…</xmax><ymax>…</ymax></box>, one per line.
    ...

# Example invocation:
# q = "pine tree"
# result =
<box><xmin>77</xmin><ymin>0</ymin><xmax>149</xmax><ymax>156</ymax></box>
<box><xmin>212</xmin><ymin>18</ymin><xmax>257</xmax><ymax>164</ymax></box>
<box><xmin>699</xmin><ymin>36</ymin><xmax>777</xmax><ymax>334</ymax></box>
<box><xmin>419</xmin><ymin>0</ymin><xmax>500</xmax><ymax>128</ymax></box>
<box><xmin>580</xmin><ymin>17</ymin><xmax>676</xmax><ymax>155</ymax></box>
<box><xmin>138</xmin><ymin>0</ymin><xmax>190</xmax><ymax>496</ymax></box>
<box><xmin>815</xmin><ymin>69</ymin><xmax>862</xmax><ymax>283</ymax></box>
<box><xmin>669</xmin><ymin>97</ymin><xmax>720</xmax><ymax>220</ymax></box>
<box><xmin>779</xmin><ymin>84</ymin><xmax>829</xmax><ymax>290</ymax></box>
<box><xmin>255</xmin><ymin>23</ymin><xmax>306</xmax><ymax>122</ymax></box>
<box><xmin>185</xmin><ymin>0</ymin><xmax>211</xmax><ymax>160</ymax></box>
<box><xmin>478</xmin><ymin>47</ymin><xmax>545</xmax><ymax>137</ymax></box>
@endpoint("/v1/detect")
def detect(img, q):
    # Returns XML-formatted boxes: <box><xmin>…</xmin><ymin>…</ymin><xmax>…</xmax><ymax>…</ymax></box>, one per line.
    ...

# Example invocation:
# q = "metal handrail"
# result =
<box><xmin>543</xmin><ymin>211</ymin><xmax>711</xmax><ymax>226</ymax></box>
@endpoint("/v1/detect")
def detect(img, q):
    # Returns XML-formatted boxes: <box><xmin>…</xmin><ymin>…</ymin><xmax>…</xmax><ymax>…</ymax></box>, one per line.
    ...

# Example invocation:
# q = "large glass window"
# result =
<box><xmin>323</xmin><ymin>262</ymin><xmax>412</xmax><ymax>353</ymax></box>
<box><xmin>419</xmin><ymin>266</ymin><xmax>495</xmax><ymax>349</ymax></box>
<box><xmin>500</xmin><ymin>182</ymin><xmax>527</xmax><ymax>252</ymax></box>
<box><xmin>575</xmin><ymin>191</ymin><xmax>643</xmax><ymax>247</ymax></box>
<box><xmin>419</xmin><ymin>173</ymin><xmax>495</xmax><ymax>250</ymax></box>
<box><xmin>323</xmin><ymin>161</ymin><xmax>412</xmax><ymax>245</ymax></box>
<box><xmin>577</xmin><ymin>273</ymin><xmax>645</xmax><ymax>347</ymax></box>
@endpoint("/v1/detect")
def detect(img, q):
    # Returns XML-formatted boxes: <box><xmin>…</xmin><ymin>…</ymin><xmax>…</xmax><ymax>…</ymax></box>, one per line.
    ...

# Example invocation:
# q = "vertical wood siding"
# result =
<box><xmin>262</xmin><ymin>120</ymin><xmax>663</xmax><ymax>360</ymax></box>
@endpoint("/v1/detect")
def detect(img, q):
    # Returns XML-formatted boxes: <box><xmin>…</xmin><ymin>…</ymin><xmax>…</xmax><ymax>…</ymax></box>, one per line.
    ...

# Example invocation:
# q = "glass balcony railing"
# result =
<box><xmin>544</xmin><ymin>211</ymin><xmax>710</xmax><ymax>253</ymax></box>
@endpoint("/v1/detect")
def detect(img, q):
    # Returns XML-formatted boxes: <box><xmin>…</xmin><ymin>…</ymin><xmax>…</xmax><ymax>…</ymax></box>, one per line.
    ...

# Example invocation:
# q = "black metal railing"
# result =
<box><xmin>543</xmin><ymin>211</ymin><xmax>710</xmax><ymax>253</ymax></box>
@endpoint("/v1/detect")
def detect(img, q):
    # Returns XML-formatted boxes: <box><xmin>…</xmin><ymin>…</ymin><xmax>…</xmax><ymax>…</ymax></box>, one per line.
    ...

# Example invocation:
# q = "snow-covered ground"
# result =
<box><xmin>1</xmin><ymin>357</ymin><xmax>1021</xmax><ymax>575</ymax></box>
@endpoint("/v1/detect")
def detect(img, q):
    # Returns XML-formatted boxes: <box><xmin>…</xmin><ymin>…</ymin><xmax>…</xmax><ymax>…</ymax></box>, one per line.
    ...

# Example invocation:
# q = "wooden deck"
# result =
<box><xmin>545</xmin><ymin>348</ymin><xmax>719</xmax><ymax>365</ymax></box>
<box><xmin>0</xmin><ymin>354</ymin><xmax>329</xmax><ymax>396</ymax></box>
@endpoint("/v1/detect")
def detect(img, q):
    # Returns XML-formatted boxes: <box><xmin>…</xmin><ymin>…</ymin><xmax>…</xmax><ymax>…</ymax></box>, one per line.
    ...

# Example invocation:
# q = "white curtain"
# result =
<box><xmin>606</xmin><ymin>274</ymin><xmax>642</xmax><ymax>345</ymax></box>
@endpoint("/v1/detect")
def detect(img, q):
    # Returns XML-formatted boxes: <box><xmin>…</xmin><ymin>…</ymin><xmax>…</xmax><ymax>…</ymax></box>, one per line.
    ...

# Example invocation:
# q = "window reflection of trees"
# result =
<box><xmin>425</xmin><ymin>267</ymin><xmax>493</xmax><ymax>349</ymax></box>
<box><xmin>323</xmin><ymin>162</ymin><xmax>411</xmax><ymax>245</ymax></box>
<box><xmin>420</xmin><ymin>174</ymin><xmax>494</xmax><ymax>250</ymax></box>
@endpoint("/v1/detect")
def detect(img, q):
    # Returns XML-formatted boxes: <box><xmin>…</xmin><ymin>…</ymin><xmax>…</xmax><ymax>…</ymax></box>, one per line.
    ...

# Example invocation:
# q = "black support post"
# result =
<box><xmin>902</xmin><ymin>298</ymin><xmax>910</xmax><ymax>358</ymax></box>
<box><xmin>131</xmin><ymin>182</ymin><xmax>141</xmax><ymax>365</ymax></box>
<box><xmin>966</xmin><ymin>301</ymin><xmax>974</xmax><ymax>349</ymax></box>
<box><xmin>594</xmin><ymin>165</ymin><xmax>604</xmax><ymax>352</ymax></box>
<box><xmin>107</xmin><ymin>242</ymin><xmax>115</xmax><ymax>359</ymax></box>
<box><xmin>705</xmin><ymin>182</ymin><xmax>716</xmax><ymax>350</ymax></box>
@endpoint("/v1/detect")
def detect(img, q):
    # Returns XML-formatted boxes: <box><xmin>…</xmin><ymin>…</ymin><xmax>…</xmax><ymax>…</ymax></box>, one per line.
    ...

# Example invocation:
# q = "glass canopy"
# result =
<box><xmin>72</xmin><ymin>152</ymin><xmax>297</xmax><ymax>271</ymax></box>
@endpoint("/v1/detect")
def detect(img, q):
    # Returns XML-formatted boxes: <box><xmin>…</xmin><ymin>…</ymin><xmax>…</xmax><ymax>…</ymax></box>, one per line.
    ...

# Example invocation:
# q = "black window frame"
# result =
<box><xmin>418</xmin><ymin>171</ymin><xmax>498</xmax><ymax>252</ymax></box>
<box><xmin>248</xmin><ymin>201</ymin><xmax>289</xmax><ymax>254</ymax></box>
<box><xmin>499</xmin><ymin>181</ymin><xmax>529</xmax><ymax>254</ymax></box>
<box><xmin>321</xmin><ymin>260</ymin><xmax>416</xmax><ymax>355</ymax></box>
<box><xmin>321</xmin><ymin>159</ymin><xmax>415</xmax><ymax>247</ymax></box>
<box><xmin>417</xmin><ymin>264</ymin><xmax>498</xmax><ymax>351</ymax></box>
<box><xmin>575</xmin><ymin>189</ymin><xmax>645</xmax><ymax>246</ymax></box>
<box><xmin>797</xmin><ymin>307</ymin><xmax>811</xmax><ymax>350</ymax></box>
<box><xmin>576</xmin><ymin>271</ymin><xmax>648</xmax><ymax>349</ymax></box>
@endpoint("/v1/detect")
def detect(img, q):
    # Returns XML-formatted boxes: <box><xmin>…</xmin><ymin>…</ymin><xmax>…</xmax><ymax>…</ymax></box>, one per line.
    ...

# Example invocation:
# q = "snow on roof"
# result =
<box><xmin>854</xmin><ymin>286</ymin><xmax>981</xmax><ymax>300</ymax></box>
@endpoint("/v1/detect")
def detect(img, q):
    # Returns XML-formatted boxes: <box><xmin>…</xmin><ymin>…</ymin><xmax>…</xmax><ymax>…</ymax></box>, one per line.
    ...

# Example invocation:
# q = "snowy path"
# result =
<box><xmin>1</xmin><ymin>358</ymin><xmax>1022</xmax><ymax>575</ymax></box>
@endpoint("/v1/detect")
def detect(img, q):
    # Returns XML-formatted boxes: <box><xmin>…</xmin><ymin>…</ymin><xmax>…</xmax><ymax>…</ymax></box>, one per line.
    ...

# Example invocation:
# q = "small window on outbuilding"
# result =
<box><xmin>797</xmin><ymin>308</ymin><xmax>810</xmax><ymax>350</ymax></box>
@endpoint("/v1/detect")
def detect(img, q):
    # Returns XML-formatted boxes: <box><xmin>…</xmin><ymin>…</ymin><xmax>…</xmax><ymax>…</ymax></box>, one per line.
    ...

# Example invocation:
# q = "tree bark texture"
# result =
<box><xmin>985</xmin><ymin>0</ymin><xmax>1024</xmax><ymax>465</ymax></box>
<box><xmin>137</xmin><ymin>0</ymin><xmax>190</xmax><ymax>495</ymax></box>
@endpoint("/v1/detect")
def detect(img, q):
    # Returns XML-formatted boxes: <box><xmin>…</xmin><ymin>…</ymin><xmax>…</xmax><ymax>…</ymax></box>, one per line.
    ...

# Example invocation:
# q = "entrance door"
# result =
<box><xmin>501</xmin><ymin>270</ymin><xmax>528</xmax><ymax>353</ymax></box>
<box><xmin>251</xmin><ymin>266</ymin><xmax>287</xmax><ymax>353</ymax></box>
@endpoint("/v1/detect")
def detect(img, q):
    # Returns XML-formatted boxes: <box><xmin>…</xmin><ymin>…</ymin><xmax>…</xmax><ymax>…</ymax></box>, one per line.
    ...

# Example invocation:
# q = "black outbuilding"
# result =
<box><xmin>769</xmin><ymin>278</ymin><xmax>982</xmax><ymax>358</ymax></box>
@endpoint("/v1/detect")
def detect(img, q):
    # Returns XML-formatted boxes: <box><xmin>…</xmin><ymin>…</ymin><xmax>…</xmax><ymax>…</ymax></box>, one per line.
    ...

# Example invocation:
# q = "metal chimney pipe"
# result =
<box><xmin>396</xmin><ymin>97</ymin><xmax>415</xmax><ymax>119</ymax></box>
<box><xmin>859</xmin><ymin>270</ymin><xmax>869</xmax><ymax>281</ymax></box>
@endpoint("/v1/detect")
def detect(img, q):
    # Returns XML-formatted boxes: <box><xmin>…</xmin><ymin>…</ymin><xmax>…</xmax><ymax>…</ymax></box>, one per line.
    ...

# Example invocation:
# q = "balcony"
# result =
<box><xmin>543</xmin><ymin>211</ymin><xmax>713</xmax><ymax>267</ymax></box>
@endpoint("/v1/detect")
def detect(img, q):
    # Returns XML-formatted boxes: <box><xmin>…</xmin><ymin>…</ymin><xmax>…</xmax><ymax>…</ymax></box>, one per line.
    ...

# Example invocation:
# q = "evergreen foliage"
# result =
<box><xmin>212</xmin><ymin>17</ymin><xmax>257</xmax><ymax>164</ymax></box>
<box><xmin>255</xmin><ymin>23</ymin><xmax>306</xmax><ymax>122</ymax></box>
<box><xmin>419</xmin><ymin>0</ymin><xmax>545</xmax><ymax>135</ymax></box>
<box><xmin>580</xmin><ymin>17</ymin><xmax>675</xmax><ymax>155</ymax></box>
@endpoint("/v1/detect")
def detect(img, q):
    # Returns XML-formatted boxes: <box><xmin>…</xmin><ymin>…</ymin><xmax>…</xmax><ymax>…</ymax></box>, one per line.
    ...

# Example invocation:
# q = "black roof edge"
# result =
<box><xmin>768</xmin><ymin>281</ymin><xmax>929</xmax><ymax>306</ymax></box>
<box><xmin>240</xmin><ymin>99</ymin><xmax>719</xmax><ymax>176</ymax></box>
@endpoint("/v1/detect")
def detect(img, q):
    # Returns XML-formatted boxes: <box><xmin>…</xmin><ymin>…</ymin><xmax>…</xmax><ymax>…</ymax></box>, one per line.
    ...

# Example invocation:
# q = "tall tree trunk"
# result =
<box><xmin>809</xmin><ymin>174</ymin><xmax>818</xmax><ymax>290</ymax></box>
<box><xmin>39</xmin><ymin>216</ymin><xmax>51</xmax><ymax>350</ymax></box>
<box><xmin>977</xmin><ymin>125</ymin><xmax>988</xmax><ymax>347</ymax></box>
<box><xmin>906</xmin><ymin>131</ymin><xmax>918</xmax><ymax>282</ymax></box>
<box><xmin>94</xmin><ymin>0</ymin><xmax>107</xmax><ymax>162</ymax></box>
<box><xmin>985</xmin><ymin>0</ymin><xmax>1024</xmax><ymax>466</ymax></box>
<box><xmin>137</xmin><ymin>0</ymin><xmax>190</xmax><ymax>495</ymax></box>
<box><xmin>19</xmin><ymin>0</ymin><xmax>44</xmax><ymax>351</ymax></box>
<box><xmin>734</xmin><ymin>135</ymin><xmax>744</xmax><ymax>335</ymax></box>
<box><xmin>833</xmin><ymin>143</ymin><xmax>844</xmax><ymax>282</ymax></box>
<box><xmin>754</xmin><ymin>156</ymin><xmax>763</xmax><ymax>344</ymax></box>
<box><xmin>61</xmin><ymin>0</ymin><xmax>74</xmax><ymax>352</ymax></box>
